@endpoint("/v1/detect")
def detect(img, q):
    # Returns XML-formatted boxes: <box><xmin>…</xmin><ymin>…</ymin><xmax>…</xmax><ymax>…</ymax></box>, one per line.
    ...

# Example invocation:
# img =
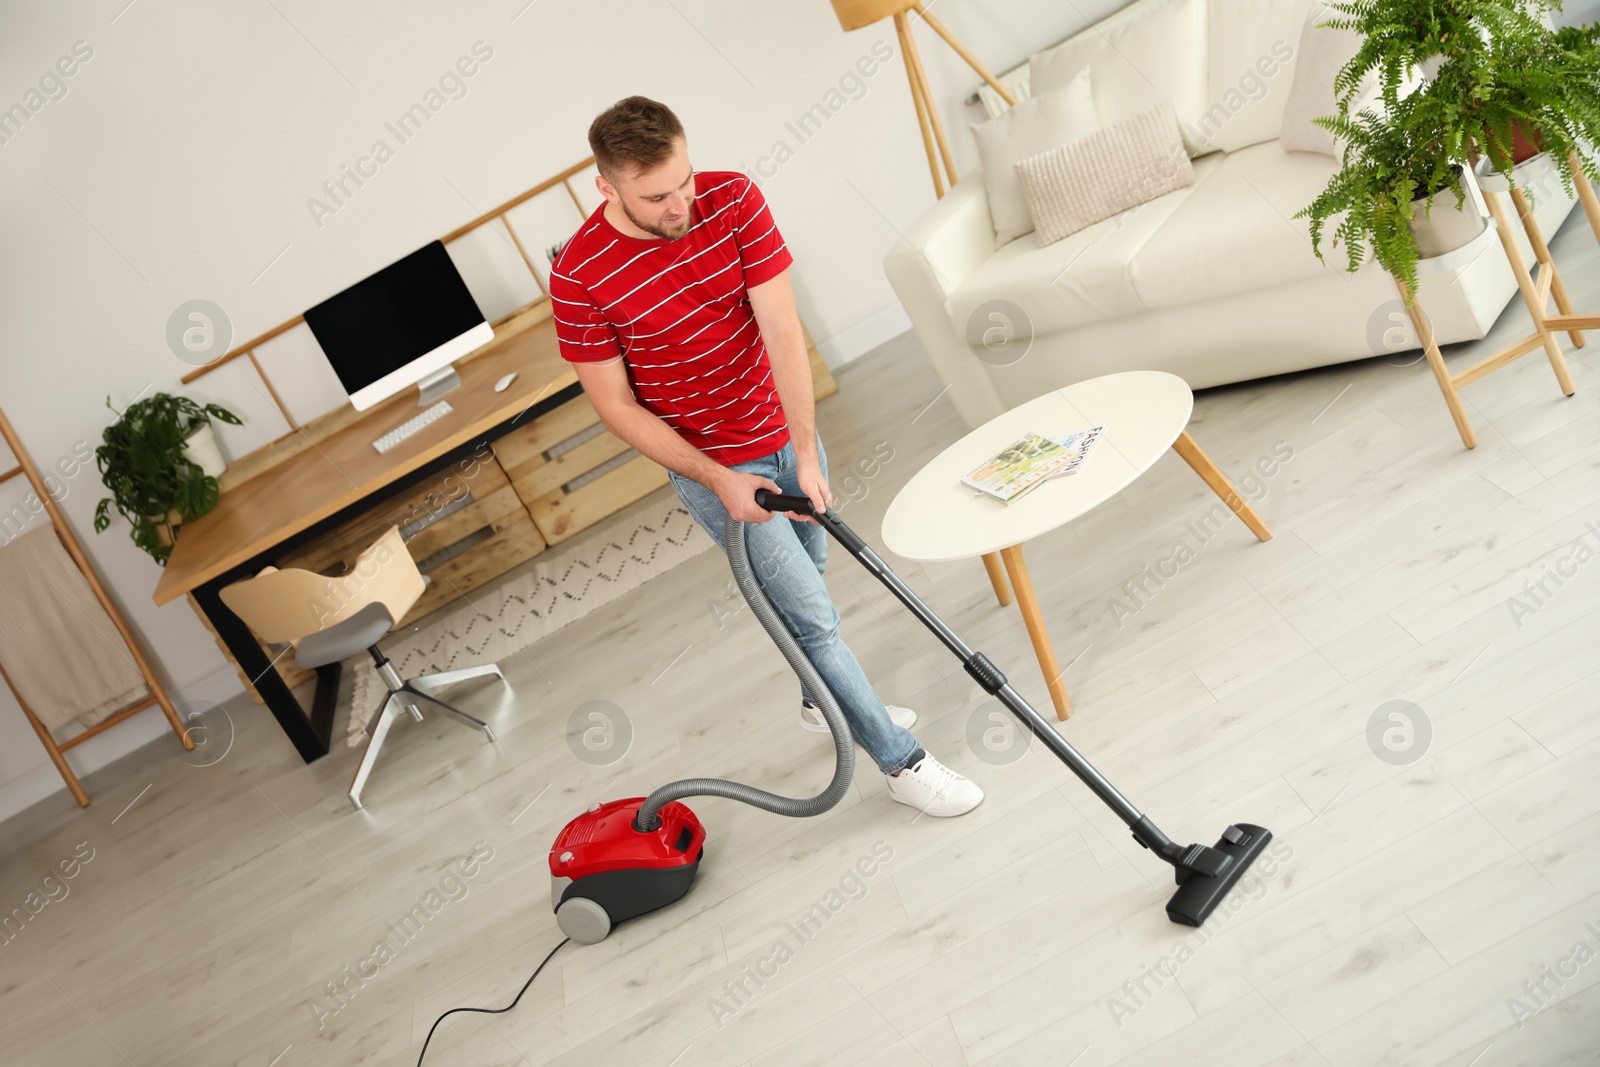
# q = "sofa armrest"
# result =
<box><xmin>883</xmin><ymin>174</ymin><xmax>1007</xmax><ymax>430</ymax></box>
<box><xmin>888</xmin><ymin>173</ymin><xmax>997</xmax><ymax>297</ymax></box>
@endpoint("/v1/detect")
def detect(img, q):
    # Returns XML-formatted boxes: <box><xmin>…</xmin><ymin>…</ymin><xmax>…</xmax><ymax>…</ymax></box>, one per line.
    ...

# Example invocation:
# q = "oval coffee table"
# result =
<box><xmin>881</xmin><ymin>371</ymin><xmax>1271</xmax><ymax>719</ymax></box>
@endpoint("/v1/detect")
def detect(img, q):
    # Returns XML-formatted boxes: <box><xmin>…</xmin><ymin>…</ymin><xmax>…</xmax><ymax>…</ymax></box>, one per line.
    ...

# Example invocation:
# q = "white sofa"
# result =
<box><xmin>884</xmin><ymin>0</ymin><xmax>1583</xmax><ymax>431</ymax></box>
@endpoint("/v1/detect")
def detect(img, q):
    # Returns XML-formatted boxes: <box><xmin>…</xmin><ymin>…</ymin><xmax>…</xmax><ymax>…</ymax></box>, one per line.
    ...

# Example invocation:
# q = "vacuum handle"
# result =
<box><xmin>752</xmin><ymin>488</ymin><xmax>870</xmax><ymax>557</ymax></box>
<box><xmin>753</xmin><ymin>488</ymin><xmax>816</xmax><ymax>516</ymax></box>
<box><xmin>760</xmin><ymin>489</ymin><xmax>1148</xmax><ymax>829</ymax></box>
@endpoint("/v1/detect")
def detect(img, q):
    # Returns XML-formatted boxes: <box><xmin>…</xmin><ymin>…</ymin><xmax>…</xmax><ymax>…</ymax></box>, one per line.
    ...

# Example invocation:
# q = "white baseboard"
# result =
<box><xmin>0</xmin><ymin>661</ymin><xmax>247</xmax><ymax>824</ymax></box>
<box><xmin>814</xmin><ymin>298</ymin><xmax>912</xmax><ymax>369</ymax></box>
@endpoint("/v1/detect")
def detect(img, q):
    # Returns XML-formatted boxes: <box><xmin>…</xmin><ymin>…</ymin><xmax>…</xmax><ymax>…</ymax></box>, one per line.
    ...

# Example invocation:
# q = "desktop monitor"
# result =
<box><xmin>303</xmin><ymin>240</ymin><xmax>494</xmax><ymax>411</ymax></box>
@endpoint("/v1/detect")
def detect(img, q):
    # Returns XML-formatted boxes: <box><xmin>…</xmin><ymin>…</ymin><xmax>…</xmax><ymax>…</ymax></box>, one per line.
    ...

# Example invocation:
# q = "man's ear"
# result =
<box><xmin>595</xmin><ymin>173</ymin><xmax>619</xmax><ymax>206</ymax></box>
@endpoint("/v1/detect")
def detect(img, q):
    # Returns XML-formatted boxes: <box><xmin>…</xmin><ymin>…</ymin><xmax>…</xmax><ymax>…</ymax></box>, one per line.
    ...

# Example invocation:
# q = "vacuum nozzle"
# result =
<box><xmin>1165</xmin><ymin>823</ymin><xmax>1273</xmax><ymax>927</ymax></box>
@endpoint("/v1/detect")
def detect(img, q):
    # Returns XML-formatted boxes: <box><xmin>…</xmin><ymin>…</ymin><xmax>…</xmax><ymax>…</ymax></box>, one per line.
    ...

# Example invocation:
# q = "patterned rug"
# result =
<box><xmin>344</xmin><ymin>498</ymin><xmax>714</xmax><ymax>745</ymax></box>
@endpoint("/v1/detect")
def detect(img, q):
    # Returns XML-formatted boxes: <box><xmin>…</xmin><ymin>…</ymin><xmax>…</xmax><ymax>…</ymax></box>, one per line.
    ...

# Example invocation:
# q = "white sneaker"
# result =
<box><xmin>885</xmin><ymin>750</ymin><xmax>984</xmax><ymax>817</ymax></box>
<box><xmin>800</xmin><ymin>700</ymin><xmax>916</xmax><ymax>733</ymax></box>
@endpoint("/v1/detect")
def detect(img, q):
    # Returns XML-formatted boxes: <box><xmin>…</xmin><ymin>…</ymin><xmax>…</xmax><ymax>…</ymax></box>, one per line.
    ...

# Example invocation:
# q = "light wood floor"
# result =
<box><xmin>3</xmin><ymin>213</ymin><xmax>1599</xmax><ymax>1067</ymax></box>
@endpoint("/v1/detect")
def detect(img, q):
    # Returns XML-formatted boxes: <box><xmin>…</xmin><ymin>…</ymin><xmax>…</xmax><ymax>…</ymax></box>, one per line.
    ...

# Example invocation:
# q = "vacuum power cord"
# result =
<box><xmin>416</xmin><ymin>937</ymin><xmax>570</xmax><ymax>1065</ymax></box>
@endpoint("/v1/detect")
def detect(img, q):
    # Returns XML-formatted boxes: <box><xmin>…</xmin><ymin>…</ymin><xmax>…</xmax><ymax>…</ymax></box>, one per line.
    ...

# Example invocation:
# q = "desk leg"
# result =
<box><xmin>310</xmin><ymin>664</ymin><xmax>341</xmax><ymax>749</ymax></box>
<box><xmin>192</xmin><ymin>580</ymin><xmax>331</xmax><ymax>763</ymax></box>
<box><xmin>1171</xmin><ymin>431</ymin><xmax>1274</xmax><ymax>542</ymax></box>
<box><xmin>981</xmin><ymin>552</ymin><xmax>1013</xmax><ymax>607</ymax></box>
<box><xmin>998</xmin><ymin>544</ymin><xmax>1072</xmax><ymax>719</ymax></box>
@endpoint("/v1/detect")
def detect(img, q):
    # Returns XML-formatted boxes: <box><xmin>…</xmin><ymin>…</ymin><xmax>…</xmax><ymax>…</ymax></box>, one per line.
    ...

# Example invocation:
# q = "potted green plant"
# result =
<box><xmin>1296</xmin><ymin>98</ymin><xmax>1480</xmax><ymax>296</ymax></box>
<box><xmin>93</xmin><ymin>393</ymin><xmax>243</xmax><ymax>565</ymax></box>
<box><xmin>1322</xmin><ymin>0</ymin><xmax>1600</xmax><ymax>200</ymax></box>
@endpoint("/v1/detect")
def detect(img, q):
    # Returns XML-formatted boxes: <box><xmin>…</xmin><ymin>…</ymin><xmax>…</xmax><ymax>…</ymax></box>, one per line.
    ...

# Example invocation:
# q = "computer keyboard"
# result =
<box><xmin>372</xmin><ymin>401</ymin><xmax>453</xmax><ymax>454</ymax></box>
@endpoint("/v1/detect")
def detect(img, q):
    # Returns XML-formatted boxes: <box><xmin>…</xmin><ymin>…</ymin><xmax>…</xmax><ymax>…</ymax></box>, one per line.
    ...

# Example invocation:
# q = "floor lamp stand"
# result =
<box><xmin>836</xmin><ymin>1</ymin><xmax>1017</xmax><ymax>198</ymax></box>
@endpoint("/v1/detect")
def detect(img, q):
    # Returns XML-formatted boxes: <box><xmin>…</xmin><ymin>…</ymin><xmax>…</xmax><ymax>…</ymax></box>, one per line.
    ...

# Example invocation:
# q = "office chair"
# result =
<box><xmin>219</xmin><ymin>527</ymin><xmax>503</xmax><ymax>808</ymax></box>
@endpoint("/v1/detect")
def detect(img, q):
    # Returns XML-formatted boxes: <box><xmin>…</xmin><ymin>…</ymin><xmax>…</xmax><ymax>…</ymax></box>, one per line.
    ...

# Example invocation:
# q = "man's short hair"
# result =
<box><xmin>588</xmin><ymin>96</ymin><xmax>684</xmax><ymax>181</ymax></box>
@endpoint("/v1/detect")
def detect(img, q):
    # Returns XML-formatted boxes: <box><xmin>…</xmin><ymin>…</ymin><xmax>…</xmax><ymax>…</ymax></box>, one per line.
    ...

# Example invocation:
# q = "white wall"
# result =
<box><xmin>0</xmin><ymin>0</ymin><xmax>1105</xmax><ymax>816</ymax></box>
<box><xmin>1556</xmin><ymin>0</ymin><xmax>1600</xmax><ymax>26</ymax></box>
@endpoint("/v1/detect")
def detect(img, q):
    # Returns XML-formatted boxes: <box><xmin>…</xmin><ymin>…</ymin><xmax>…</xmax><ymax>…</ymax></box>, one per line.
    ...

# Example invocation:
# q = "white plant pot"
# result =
<box><xmin>1473</xmin><ymin>149</ymin><xmax>1559</xmax><ymax>198</ymax></box>
<box><xmin>183</xmin><ymin>421</ymin><xmax>227</xmax><ymax>479</ymax></box>
<box><xmin>1409</xmin><ymin>174</ymin><xmax>1488</xmax><ymax>259</ymax></box>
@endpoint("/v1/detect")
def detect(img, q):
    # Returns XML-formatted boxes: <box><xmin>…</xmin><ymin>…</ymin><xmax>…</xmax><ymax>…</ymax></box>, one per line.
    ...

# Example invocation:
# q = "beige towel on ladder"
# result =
<box><xmin>0</xmin><ymin>525</ymin><xmax>148</xmax><ymax>732</ymax></box>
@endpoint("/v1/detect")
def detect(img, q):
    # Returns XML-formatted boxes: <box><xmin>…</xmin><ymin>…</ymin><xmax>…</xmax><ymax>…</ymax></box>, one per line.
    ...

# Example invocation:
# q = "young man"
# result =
<box><xmin>549</xmin><ymin>96</ymin><xmax>982</xmax><ymax>817</ymax></box>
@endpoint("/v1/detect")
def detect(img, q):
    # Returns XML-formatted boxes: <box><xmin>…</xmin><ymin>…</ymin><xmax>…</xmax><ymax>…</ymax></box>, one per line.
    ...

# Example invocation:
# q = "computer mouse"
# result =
<box><xmin>494</xmin><ymin>373</ymin><xmax>518</xmax><ymax>393</ymax></box>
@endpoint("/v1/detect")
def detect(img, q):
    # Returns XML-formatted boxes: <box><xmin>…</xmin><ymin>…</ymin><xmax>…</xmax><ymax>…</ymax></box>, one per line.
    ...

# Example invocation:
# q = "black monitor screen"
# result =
<box><xmin>303</xmin><ymin>240</ymin><xmax>486</xmax><ymax>394</ymax></box>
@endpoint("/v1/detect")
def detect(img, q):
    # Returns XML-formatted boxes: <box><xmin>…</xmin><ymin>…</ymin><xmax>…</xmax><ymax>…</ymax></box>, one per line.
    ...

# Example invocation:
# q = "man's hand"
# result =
<box><xmin>712</xmin><ymin>468</ymin><xmax>788</xmax><ymax>523</ymax></box>
<box><xmin>709</xmin><ymin>465</ymin><xmax>832</xmax><ymax>525</ymax></box>
<box><xmin>791</xmin><ymin>454</ymin><xmax>833</xmax><ymax>525</ymax></box>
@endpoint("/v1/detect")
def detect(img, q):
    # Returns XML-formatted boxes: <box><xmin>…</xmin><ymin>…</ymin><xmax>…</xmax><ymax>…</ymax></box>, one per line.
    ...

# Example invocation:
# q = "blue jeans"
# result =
<box><xmin>668</xmin><ymin>433</ymin><xmax>921</xmax><ymax>775</ymax></box>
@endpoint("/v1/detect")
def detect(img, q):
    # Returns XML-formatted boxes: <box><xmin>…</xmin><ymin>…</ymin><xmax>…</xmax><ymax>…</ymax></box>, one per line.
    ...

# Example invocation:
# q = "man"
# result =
<box><xmin>550</xmin><ymin>96</ymin><xmax>982</xmax><ymax>817</ymax></box>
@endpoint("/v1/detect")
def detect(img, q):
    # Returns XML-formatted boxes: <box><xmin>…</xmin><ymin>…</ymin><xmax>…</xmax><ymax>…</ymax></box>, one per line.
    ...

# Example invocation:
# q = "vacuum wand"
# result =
<box><xmin>753</xmin><ymin>489</ymin><xmax>1274</xmax><ymax>926</ymax></box>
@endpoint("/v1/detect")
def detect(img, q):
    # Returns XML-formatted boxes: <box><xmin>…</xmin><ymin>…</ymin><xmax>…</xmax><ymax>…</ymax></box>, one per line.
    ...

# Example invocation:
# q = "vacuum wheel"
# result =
<box><xmin>556</xmin><ymin>896</ymin><xmax>612</xmax><ymax>944</ymax></box>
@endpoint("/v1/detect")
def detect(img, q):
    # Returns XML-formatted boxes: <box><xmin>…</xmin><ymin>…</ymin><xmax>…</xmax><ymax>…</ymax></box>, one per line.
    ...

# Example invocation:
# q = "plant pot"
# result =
<box><xmin>1473</xmin><ymin>149</ymin><xmax>1559</xmax><ymax>197</ymax></box>
<box><xmin>1484</xmin><ymin>122</ymin><xmax>1546</xmax><ymax>168</ymax></box>
<box><xmin>1510</xmin><ymin>123</ymin><xmax>1544</xmax><ymax>164</ymax></box>
<box><xmin>1408</xmin><ymin>173</ymin><xmax>1488</xmax><ymax>258</ymax></box>
<box><xmin>143</xmin><ymin>509</ymin><xmax>182</xmax><ymax>548</ymax></box>
<box><xmin>182</xmin><ymin>422</ymin><xmax>227</xmax><ymax>479</ymax></box>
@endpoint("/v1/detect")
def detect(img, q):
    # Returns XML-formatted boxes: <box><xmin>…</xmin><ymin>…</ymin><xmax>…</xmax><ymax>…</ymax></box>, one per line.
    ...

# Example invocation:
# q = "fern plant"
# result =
<box><xmin>1295</xmin><ymin>97</ymin><xmax>1466</xmax><ymax>295</ymax></box>
<box><xmin>1297</xmin><ymin>0</ymin><xmax>1600</xmax><ymax>292</ymax></box>
<box><xmin>1323</xmin><ymin>0</ymin><xmax>1600</xmax><ymax>191</ymax></box>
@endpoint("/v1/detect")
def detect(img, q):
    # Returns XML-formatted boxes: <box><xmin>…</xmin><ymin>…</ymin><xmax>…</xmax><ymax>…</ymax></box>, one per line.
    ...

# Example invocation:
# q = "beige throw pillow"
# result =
<box><xmin>1013</xmin><ymin>100</ymin><xmax>1195</xmax><ymax>246</ymax></box>
<box><xmin>1279</xmin><ymin>3</ymin><xmax>1379</xmax><ymax>156</ymax></box>
<box><xmin>971</xmin><ymin>68</ymin><xmax>1099</xmax><ymax>246</ymax></box>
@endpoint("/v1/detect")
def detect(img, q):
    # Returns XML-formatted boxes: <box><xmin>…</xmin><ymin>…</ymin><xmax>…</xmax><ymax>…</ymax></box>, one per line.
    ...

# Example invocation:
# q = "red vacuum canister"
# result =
<box><xmin>549</xmin><ymin>797</ymin><xmax>706</xmax><ymax>944</ymax></box>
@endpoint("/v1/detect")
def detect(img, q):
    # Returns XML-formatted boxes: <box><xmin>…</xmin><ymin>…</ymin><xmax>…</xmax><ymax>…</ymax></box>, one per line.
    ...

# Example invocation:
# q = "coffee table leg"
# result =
<box><xmin>981</xmin><ymin>552</ymin><xmax>1013</xmax><ymax>607</ymax></box>
<box><xmin>998</xmin><ymin>544</ymin><xmax>1072</xmax><ymax>719</ymax></box>
<box><xmin>1171</xmin><ymin>431</ymin><xmax>1273</xmax><ymax>542</ymax></box>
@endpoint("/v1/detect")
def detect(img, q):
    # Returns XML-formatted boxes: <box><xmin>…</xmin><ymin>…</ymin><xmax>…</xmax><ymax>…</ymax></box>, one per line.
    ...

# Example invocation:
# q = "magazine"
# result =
<box><xmin>1044</xmin><ymin>423</ymin><xmax>1104</xmax><ymax>480</ymax></box>
<box><xmin>960</xmin><ymin>425</ymin><xmax>1105</xmax><ymax>503</ymax></box>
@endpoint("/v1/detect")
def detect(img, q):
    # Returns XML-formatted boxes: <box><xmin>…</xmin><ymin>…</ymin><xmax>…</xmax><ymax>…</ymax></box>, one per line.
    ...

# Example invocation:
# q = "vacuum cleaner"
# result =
<box><xmin>548</xmin><ymin>489</ymin><xmax>1272</xmax><ymax>944</ymax></box>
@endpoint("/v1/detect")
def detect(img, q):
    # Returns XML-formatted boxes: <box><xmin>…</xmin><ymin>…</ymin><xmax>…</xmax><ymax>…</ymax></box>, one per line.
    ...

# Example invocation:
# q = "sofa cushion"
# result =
<box><xmin>1128</xmin><ymin>140</ymin><xmax>1341</xmax><ymax>311</ymax></box>
<box><xmin>1015</xmin><ymin>100</ymin><xmax>1195</xmax><ymax>246</ymax></box>
<box><xmin>1280</xmin><ymin>5</ymin><xmax>1379</xmax><ymax>156</ymax></box>
<box><xmin>1197</xmin><ymin>0</ymin><xmax>1314</xmax><ymax>154</ymax></box>
<box><xmin>971</xmin><ymin>69</ymin><xmax>1099</xmax><ymax>246</ymax></box>
<box><xmin>947</xmin><ymin>152</ymin><xmax>1227</xmax><ymax>338</ymax></box>
<box><xmin>1030</xmin><ymin>0</ymin><xmax>1212</xmax><ymax>156</ymax></box>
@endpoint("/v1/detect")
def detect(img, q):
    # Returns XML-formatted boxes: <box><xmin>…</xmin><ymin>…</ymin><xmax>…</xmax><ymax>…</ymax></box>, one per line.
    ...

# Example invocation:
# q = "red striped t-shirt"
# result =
<box><xmin>550</xmin><ymin>171</ymin><xmax>795</xmax><ymax>465</ymax></box>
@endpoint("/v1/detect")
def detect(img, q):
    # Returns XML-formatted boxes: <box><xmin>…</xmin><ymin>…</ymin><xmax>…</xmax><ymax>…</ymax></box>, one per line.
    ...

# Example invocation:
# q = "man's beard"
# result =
<box><xmin>623</xmin><ymin>199</ymin><xmax>693</xmax><ymax>240</ymax></box>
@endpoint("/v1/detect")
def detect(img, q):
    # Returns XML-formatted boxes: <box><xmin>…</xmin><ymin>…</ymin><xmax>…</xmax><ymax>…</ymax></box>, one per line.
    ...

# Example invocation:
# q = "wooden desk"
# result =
<box><xmin>157</xmin><ymin>305</ymin><xmax>839</xmax><ymax>763</ymax></box>
<box><xmin>155</xmin><ymin>310</ymin><xmax>585</xmax><ymax>762</ymax></box>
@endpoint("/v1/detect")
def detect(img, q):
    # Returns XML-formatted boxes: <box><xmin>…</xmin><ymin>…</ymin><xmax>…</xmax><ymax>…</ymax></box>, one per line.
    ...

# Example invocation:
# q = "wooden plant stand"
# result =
<box><xmin>1396</xmin><ymin>150</ymin><xmax>1599</xmax><ymax>449</ymax></box>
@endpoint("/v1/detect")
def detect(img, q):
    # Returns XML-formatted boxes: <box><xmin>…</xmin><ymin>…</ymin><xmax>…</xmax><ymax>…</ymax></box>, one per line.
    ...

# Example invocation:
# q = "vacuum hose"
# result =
<box><xmin>633</xmin><ymin>510</ymin><xmax>856</xmax><ymax>832</ymax></box>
